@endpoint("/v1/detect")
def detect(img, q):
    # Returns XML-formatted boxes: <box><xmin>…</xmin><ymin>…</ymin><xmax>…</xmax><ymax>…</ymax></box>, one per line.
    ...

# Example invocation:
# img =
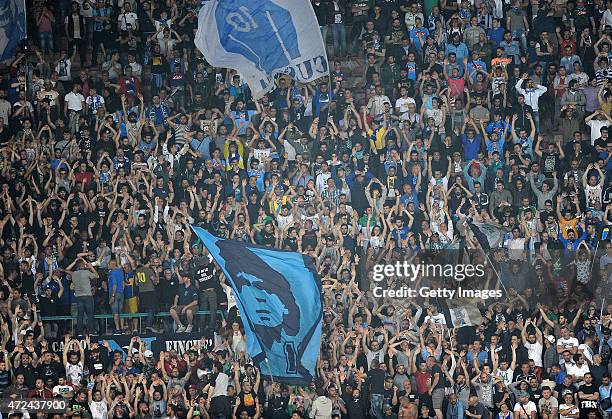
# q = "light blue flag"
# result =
<box><xmin>191</xmin><ymin>226</ymin><xmax>322</xmax><ymax>384</ymax></box>
<box><xmin>194</xmin><ymin>0</ymin><xmax>329</xmax><ymax>99</ymax></box>
<box><xmin>0</xmin><ymin>0</ymin><xmax>26</xmax><ymax>61</ymax></box>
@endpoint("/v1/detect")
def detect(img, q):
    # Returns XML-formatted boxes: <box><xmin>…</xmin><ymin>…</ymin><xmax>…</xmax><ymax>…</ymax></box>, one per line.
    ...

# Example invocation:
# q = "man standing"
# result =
<box><xmin>108</xmin><ymin>260</ymin><xmax>125</xmax><ymax>333</ymax></box>
<box><xmin>66</xmin><ymin>257</ymin><xmax>98</xmax><ymax>336</ymax></box>
<box><xmin>135</xmin><ymin>261</ymin><xmax>159</xmax><ymax>333</ymax></box>
<box><xmin>515</xmin><ymin>73</ymin><xmax>547</xmax><ymax>132</ymax></box>
<box><xmin>192</xmin><ymin>246</ymin><xmax>218</xmax><ymax>332</ymax></box>
<box><xmin>367</xmin><ymin>359</ymin><xmax>386</xmax><ymax>419</ymax></box>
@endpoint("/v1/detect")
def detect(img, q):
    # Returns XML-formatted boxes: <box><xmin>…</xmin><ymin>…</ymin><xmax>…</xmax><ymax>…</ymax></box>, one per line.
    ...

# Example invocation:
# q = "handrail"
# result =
<box><xmin>41</xmin><ymin>310</ymin><xmax>226</xmax><ymax>321</ymax></box>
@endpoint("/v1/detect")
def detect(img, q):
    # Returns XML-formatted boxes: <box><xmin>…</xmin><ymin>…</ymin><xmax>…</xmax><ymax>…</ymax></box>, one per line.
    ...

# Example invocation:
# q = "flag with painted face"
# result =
<box><xmin>194</xmin><ymin>0</ymin><xmax>329</xmax><ymax>99</ymax></box>
<box><xmin>0</xmin><ymin>0</ymin><xmax>26</xmax><ymax>61</ymax></box>
<box><xmin>191</xmin><ymin>226</ymin><xmax>322</xmax><ymax>384</ymax></box>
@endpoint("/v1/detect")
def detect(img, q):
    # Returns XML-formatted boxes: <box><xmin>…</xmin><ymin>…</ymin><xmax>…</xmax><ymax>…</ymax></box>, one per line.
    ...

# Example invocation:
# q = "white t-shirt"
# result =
<box><xmin>565</xmin><ymin>363</ymin><xmax>590</xmax><ymax>381</ymax></box>
<box><xmin>603</xmin><ymin>9</ymin><xmax>612</xmax><ymax>27</ymax></box>
<box><xmin>585</xmin><ymin>184</ymin><xmax>603</xmax><ymax>207</ymax></box>
<box><xmin>65</xmin><ymin>361</ymin><xmax>84</xmax><ymax>384</ymax></box>
<box><xmin>559</xmin><ymin>403</ymin><xmax>579</xmax><ymax>419</ymax></box>
<box><xmin>127</xmin><ymin>61</ymin><xmax>142</xmax><ymax>78</ymax></box>
<box><xmin>578</xmin><ymin>343</ymin><xmax>594</xmax><ymax>363</ymax></box>
<box><xmin>495</xmin><ymin>368</ymin><xmax>514</xmax><ymax>387</ymax></box>
<box><xmin>65</xmin><ymin>92</ymin><xmax>85</xmax><ymax>112</ymax></box>
<box><xmin>508</xmin><ymin>237</ymin><xmax>526</xmax><ymax>260</ymax></box>
<box><xmin>395</xmin><ymin>97</ymin><xmax>416</xmax><ymax>115</ymax></box>
<box><xmin>586</xmin><ymin>119</ymin><xmax>610</xmax><ymax>145</ymax></box>
<box><xmin>514</xmin><ymin>401</ymin><xmax>537</xmax><ymax>419</ymax></box>
<box><xmin>118</xmin><ymin>11</ymin><xmax>138</xmax><ymax>31</ymax></box>
<box><xmin>65</xmin><ymin>14</ymin><xmax>83</xmax><ymax>38</ymax></box>
<box><xmin>77</xmin><ymin>0</ymin><xmax>93</xmax><ymax>17</ymax></box>
<box><xmin>557</xmin><ymin>336</ymin><xmax>579</xmax><ymax>350</ymax></box>
<box><xmin>212</xmin><ymin>372</ymin><xmax>229</xmax><ymax>397</ymax></box>
<box><xmin>524</xmin><ymin>341</ymin><xmax>544</xmax><ymax>367</ymax></box>
<box><xmin>52</xmin><ymin>384</ymin><xmax>73</xmax><ymax>397</ymax></box>
<box><xmin>89</xmin><ymin>400</ymin><xmax>108</xmax><ymax>419</ymax></box>
<box><xmin>424</xmin><ymin>313</ymin><xmax>447</xmax><ymax>325</ymax></box>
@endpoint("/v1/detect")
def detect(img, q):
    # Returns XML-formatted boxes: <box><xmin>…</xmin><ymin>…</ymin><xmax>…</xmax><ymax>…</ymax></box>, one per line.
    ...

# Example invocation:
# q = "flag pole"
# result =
<box><xmin>264</xmin><ymin>357</ymin><xmax>275</xmax><ymax>385</ymax></box>
<box><xmin>484</xmin><ymin>252</ymin><xmax>509</xmax><ymax>297</ymax></box>
<box><xmin>590</xmin><ymin>239</ymin><xmax>600</xmax><ymax>278</ymax></box>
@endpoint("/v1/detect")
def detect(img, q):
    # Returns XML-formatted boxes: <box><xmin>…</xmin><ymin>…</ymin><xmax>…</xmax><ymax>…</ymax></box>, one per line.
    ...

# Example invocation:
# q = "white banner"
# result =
<box><xmin>195</xmin><ymin>0</ymin><xmax>329</xmax><ymax>99</ymax></box>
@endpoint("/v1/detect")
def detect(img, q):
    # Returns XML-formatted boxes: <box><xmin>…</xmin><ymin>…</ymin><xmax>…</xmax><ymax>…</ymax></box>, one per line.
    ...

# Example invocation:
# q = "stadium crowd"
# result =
<box><xmin>0</xmin><ymin>0</ymin><xmax>611</xmax><ymax>417</ymax></box>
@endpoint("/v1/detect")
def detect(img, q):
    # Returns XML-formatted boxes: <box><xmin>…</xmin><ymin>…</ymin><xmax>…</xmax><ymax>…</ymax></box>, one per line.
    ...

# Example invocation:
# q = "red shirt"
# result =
<box><xmin>74</xmin><ymin>171</ymin><xmax>94</xmax><ymax>186</ymax></box>
<box><xmin>28</xmin><ymin>388</ymin><xmax>54</xmax><ymax>398</ymax></box>
<box><xmin>415</xmin><ymin>370</ymin><xmax>432</xmax><ymax>394</ymax></box>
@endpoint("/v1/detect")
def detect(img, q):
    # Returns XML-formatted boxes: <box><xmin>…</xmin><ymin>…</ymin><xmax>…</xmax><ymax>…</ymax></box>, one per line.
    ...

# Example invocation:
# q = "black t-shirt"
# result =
<box><xmin>194</xmin><ymin>262</ymin><xmax>217</xmax><ymax>290</ymax></box>
<box><xmin>150</xmin><ymin>54</ymin><xmax>166</xmax><ymax>75</ymax></box>
<box><xmin>383</xmin><ymin>387</ymin><xmax>394</xmax><ymax>405</ymax></box>
<box><xmin>431</xmin><ymin>364</ymin><xmax>446</xmax><ymax>390</ymax></box>
<box><xmin>344</xmin><ymin>395</ymin><xmax>368</xmax><ymax>419</ymax></box>
<box><xmin>36</xmin><ymin>361</ymin><xmax>60</xmax><ymax>382</ymax></box>
<box><xmin>237</xmin><ymin>391</ymin><xmax>258</xmax><ymax>417</ymax></box>
<box><xmin>577</xmin><ymin>384</ymin><xmax>599</xmax><ymax>417</ymax></box>
<box><xmin>39</xmin><ymin>291</ymin><xmax>61</xmax><ymax>315</ymax></box>
<box><xmin>397</xmin><ymin>390</ymin><xmax>419</xmax><ymax>405</ymax></box>
<box><xmin>529</xmin><ymin>388</ymin><xmax>543</xmax><ymax>406</ymax></box>
<box><xmin>367</xmin><ymin>368</ymin><xmax>386</xmax><ymax>395</ymax></box>
<box><xmin>258</xmin><ymin>230</ymin><xmax>276</xmax><ymax>246</ymax></box>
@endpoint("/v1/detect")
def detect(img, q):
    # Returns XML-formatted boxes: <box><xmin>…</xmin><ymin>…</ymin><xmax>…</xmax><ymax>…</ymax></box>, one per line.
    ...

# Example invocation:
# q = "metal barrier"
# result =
<box><xmin>40</xmin><ymin>310</ymin><xmax>226</xmax><ymax>335</ymax></box>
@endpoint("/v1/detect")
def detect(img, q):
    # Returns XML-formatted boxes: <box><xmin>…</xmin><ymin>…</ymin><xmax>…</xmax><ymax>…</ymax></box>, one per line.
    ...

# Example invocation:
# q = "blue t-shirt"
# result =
<box><xmin>409</xmin><ymin>27</ymin><xmax>429</xmax><ymax>51</ymax></box>
<box><xmin>108</xmin><ymin>268</ymin><xmax>125</xmax><ymax>297</ymax></box>
<box><xmin>232</xmin><ymin>109</ymin><xmax>256</xmax><ymax>135</ymax></box>
<box><xmin>178</xmin><ymin>284</ymin><xmax>198</xmax><ymax>305</ymax></box>
<box><xmin>485</xmin><ymin>138</ymin><xmax>505</xmax><ymax>154</ymax></box>
<box><xmin>248</xmin><ymin>168</ymin><xmax>266</xmax><ymax>192</ymax></box>
<box><xmin>462</xmin><ymin>134</ymin><xmax>482</xmax><ymax>161</ymax></box>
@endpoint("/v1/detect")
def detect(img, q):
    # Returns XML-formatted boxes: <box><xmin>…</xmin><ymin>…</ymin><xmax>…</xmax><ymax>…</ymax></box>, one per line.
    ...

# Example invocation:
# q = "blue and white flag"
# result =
<box><xmin>0</xmin><ymin>0</ymin><xmax>26</xmax><ymax>61</ymax></box>
<box><xmin>194</xmin><ymin>0</ymin><xmax>329</xmax><ymax>99</ymax></box>
<box><xmin>191</xmin><ymin>226</ymin><xmax>322</xmax><ymax>384</ymax></box>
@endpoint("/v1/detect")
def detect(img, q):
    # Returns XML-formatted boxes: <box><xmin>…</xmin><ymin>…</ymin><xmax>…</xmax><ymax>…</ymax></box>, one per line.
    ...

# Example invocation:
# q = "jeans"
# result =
<box><xmin>350</xmin><ymin>17</ymin><xmax>366</xmax><ymax>53</ymax></box>
<box><xmin>69</xmin><ymin>38</ymin><xmax>87</xmax><ymax>67</ymax></box>
<box><xmin>151</xmin><ymin>73</ymin><xmax>164</xmax><ymax>92</ymax></box>
<box><xmin>320</xmin><ymin>26</ymin><xmax>328</xmax><ymax>47</ymax></box>
<box><xmin>532</xmin><ymin>110</ymin><xmax>540</xmax><ymax>134</ymax></box>
<box><xmin>331</xmin><ymin>23</ymin><xmax>347</xmax><ymax>57</ymax></box>
<box><xmin>370</xmin><ymin>393</ymin><xmax>384</xmax><ymax>419</ymax></box>
<box><xmin>198</xmin><ymin>288</ymin><xmax>218</xmax><ymax>331</ymax></box>
<box><xmin>38</xmin><ymin>32</ymin><xmax>54</xmax><ymax>54</ymax></box>
<box><xmin>110</xmin><ymin>292</ymin><xmax>124</xmax><ymax>315</ymax></box>
<box><xmin>91</xmin><ymin>31</ymin><xmax>107</xmax><ymax>65</ymax></box>
<box><xmin>512</xmin><ymin>29</ymin><xmax>527</xmax><ymax>52</ymax></box>
<box><xmin>67</xmin><ymin>110</ymin><xmax>82</xmax><ymax>134</ymax></box>
<box><xmin>76</xmin><ymin>296</ymin><xmax>95</xmax><ymax>335</ymax></box>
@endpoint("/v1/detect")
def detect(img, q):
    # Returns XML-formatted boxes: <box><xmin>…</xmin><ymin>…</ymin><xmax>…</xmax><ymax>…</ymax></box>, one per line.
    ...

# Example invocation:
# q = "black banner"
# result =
<box><xmin>48</xmin><ymin>332</ymin><xmax>215</xmax><ymax>358</ymax></box>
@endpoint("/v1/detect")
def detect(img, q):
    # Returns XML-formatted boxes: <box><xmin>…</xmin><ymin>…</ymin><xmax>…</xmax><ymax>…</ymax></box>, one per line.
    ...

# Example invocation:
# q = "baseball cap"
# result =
<box><xmin>545</xmin><ymin>335</ymin><xmax>556</xmax><ymax>344</ymax></box>
<box><xmin>144</xmin><ymin>350</ymin><xmax>153</xmax><ymax>358</ymax></box>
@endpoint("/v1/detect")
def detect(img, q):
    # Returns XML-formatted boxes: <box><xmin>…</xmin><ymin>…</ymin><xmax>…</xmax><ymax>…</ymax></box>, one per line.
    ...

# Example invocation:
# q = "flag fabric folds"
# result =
<box><xmin>468</xmin><ymin>221</ymin><xmax>505</xmax><ymax>250</ymax></box>
<box><xmin>0</xmin><ymin>0</ymin><xmax>26</xmax><ymax>61</ymax></box>
<box><xmin>444</xmin><ymin>300</ymin><xmax>483</xmax><ymax>328</ymax></box>
<box><xmin>194</xmin><ymin>0</ymin><xmax>329</xmax><ymax>99</ymax></box>
<box><xmin>191</xmin><ymin>226</ymin><xmax>322</xmax><ymax>384</ymax></box>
